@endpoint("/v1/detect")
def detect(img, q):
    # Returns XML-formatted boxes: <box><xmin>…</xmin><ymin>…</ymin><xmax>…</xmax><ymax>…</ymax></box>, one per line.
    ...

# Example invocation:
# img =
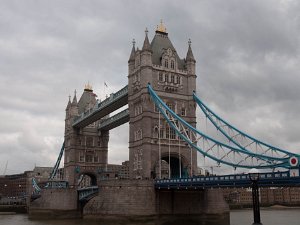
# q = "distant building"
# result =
<box><xmin>223</xmin><ymin>187</ymin><xmax>300</xmax><ymax>207</ymax></box>
<box><xmin>119</xmin><ymin>161</ymin><xmax>130</xmax><ymax>179</ymax></box>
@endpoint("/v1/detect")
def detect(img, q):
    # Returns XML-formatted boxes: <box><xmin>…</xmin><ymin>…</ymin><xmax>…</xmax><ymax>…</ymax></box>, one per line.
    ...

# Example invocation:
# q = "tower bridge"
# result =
<box><xmin>29</xmin><ymin>22</ymin><xmax>300</xmax><ymax>220</ymax></box>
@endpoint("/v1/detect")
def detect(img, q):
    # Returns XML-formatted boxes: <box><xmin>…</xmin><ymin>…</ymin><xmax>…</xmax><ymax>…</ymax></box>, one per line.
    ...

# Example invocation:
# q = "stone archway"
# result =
<box><xmin>78</xmin><ymin>172</ymin><xmax>97</xmax><ymax>188</ymax></box>
<box><xmin>154</xmin><ymin>154</ymin><xmax>189</xmax><ymax>179</ymax></box>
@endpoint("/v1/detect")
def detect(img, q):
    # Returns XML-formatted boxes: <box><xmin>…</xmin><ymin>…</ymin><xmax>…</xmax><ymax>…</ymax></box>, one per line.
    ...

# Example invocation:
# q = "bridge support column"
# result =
<box><xmin>28</xmin><ymin>188</ymin><xmax>81</xmax><ymax>219</ymax></box>
<box><xmin>203</xmin><ymin>188</ymin><xmax>229</xmax><ymax>215</ymax></box>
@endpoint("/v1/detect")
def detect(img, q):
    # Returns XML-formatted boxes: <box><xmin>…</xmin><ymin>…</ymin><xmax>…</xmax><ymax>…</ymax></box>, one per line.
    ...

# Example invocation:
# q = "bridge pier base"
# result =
<box><xmin>28</xmin><ymin>188</ymin><xmax>81</xmax><ymax>219</ymax></box>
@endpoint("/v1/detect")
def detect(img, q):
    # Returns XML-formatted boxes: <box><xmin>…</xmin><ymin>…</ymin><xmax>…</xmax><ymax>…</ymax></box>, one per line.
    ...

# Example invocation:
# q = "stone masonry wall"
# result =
<box><xmin>83</xmin><ymin>179</ymin><xmax>156</xmax><ymax>216</ymax></box>
<box><xmin>28</xmin><ymin>188</ymin><xmax>79</xmax><ymax>219</ymax></box>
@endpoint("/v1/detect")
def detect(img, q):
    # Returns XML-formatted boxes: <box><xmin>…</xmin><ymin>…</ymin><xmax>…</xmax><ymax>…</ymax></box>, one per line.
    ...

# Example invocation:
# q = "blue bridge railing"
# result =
<box><xmin>78</xmin><ymin>186</ymin><xmax>99</xmax><ymax>202</ymax></box>
<box><xmin>155</xmin><ymin>171</ymin><xmax>300</xmax><ymax>189</ymax></box>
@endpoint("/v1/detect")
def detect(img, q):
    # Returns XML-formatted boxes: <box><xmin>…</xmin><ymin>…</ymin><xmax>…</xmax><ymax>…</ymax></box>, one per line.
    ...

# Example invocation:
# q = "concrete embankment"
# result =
<box><xmin>0</xmin><ymin>205</ymin><xmax>27</xmax><ymax>214</ymax></box>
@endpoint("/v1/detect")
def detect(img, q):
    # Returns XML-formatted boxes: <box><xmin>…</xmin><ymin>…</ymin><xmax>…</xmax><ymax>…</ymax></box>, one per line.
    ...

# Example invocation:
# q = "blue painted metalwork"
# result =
<box><xmin>193</xmin><ymin>93</ymin><xmax>300</xmax><ymax>162</ymax></box>
<box><xmin>45</xmin><ymin>180</ymin><xmax>69</xmax><ymax>189</ymax></box>
<box><xmin>72</xmin><ymin>85</ymin><xmax>128</xmax><ymax>127</ymax></box>
<box><xmin>155</xmin><ymin>171</ymin><xmax>300</xmax><ymax>189</ymax></box>
<box><xmin>32</xmin><ymin>177</ymin><xmax>41</xmax><ymax>192</ymax></box>
<box><xmin>49</xmin><ymin>142</ymin><xmax>65</xmax><ymax>180</ymax></box>
<box><xmin>148</xmin><ymin>84</ymin><xmax>288</xmax><ymax>169</ymax></box>
<box><xmin>78</xmin><ymin>186</ymin><xmax>99</xmax><ymax>202</ymax></box>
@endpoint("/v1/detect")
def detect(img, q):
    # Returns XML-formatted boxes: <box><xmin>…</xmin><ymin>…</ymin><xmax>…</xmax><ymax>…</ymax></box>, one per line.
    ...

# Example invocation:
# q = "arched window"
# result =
<box><xmin>159</xmin><ymin>72</ymin><xmax>163</xmax><ymax>81</ymax></box>
<box><xmin>171</xmin><ymin>74</ymin><xmax>175</xmax><ymax>83</ymax></box>
<box><xmin>164</xmin><ymin>59</ymin><xmax>169</xmax><ymax>68</ymax></box>
<box><xmin>166</xmin><ymin>102</ymin><xmax>175</xmax><ymax>112</ymax></box>
<box><xmin>165</xmin><ymin>74</ymin><xmax>169</xmax><ymax>82</ymax></box>
<box><xmin>181</xmin><ymin>107</ymin><xmax>186</xmax><ymax>116</ymax></box>
<box><xmin>176</xmin><ymin>76</ymin><xmax>181</xmax><ymax>84</ymax></box>
<box><xmin>171</xmin><ymin>60</ymin><xmax>175</xmax><ymax>69</ymax></box>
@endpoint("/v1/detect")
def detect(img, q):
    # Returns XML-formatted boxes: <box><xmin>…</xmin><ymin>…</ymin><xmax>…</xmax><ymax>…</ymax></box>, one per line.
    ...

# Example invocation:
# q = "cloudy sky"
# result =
<box><xmin>1</xmin><ymin>0</ymin><xmax>300</xmax><ymax>175</ymax></box>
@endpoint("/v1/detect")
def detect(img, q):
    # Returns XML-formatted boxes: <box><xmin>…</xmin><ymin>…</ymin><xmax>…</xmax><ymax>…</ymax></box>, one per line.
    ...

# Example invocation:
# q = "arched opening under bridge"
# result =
<box><xmin>157</xmin><ymin>156</ymin><xmax>188</xmax><ymax>179</ymax></box>
<box><xmin>78</xmin><ymin>172</ymin><xmax>97</xmax><ymax>188</ymax></box>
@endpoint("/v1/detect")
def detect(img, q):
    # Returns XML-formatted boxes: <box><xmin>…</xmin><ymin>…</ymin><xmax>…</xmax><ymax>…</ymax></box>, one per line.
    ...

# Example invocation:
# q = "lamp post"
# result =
<box><xmin>249</xmin><ymin>168</ymin><xmax>263</xmax><ymax>225</ymax></box>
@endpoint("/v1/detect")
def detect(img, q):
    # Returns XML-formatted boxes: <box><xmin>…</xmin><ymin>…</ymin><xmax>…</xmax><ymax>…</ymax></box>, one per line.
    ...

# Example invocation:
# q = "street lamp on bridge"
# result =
<box><xmin>249</xmin><ymin>168</ymin><xmax>263</xmax><ymax>225</ymax></box>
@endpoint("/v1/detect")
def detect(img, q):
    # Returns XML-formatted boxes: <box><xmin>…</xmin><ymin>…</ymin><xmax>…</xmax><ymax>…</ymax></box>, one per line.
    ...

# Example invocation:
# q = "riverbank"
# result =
<box><xmin>230</xmin><ymin>204</ymin><xmax>300</xmax><ymax>210</ymax></box>
<box><xmin>0</xmin><ymin>205</ymin><xmax>27</xmax><ymax>213</ymax></box>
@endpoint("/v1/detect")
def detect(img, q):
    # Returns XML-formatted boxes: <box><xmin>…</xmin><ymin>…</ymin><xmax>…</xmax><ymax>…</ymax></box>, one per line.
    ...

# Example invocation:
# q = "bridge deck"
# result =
<box><xmin>155</xmin><ymin>171</ymin><xmax>300</xmax><ymax>189</ymax></box>
<box><xmin>99</xmin><ymin>108</ymin><xmax>129</xmax><ymax>130</ymax></box>
<box><xmin>72</xmin><ymin>85</ymin><xmax>128</xmax><ymax>128</ymax></box>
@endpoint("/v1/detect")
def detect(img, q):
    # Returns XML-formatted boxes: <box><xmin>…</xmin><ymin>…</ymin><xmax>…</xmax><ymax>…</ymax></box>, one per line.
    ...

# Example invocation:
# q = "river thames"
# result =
<box><xmin>1</xmin><ymin>208</ymin><xmax>300</xmax><ymax>225</ymax></box>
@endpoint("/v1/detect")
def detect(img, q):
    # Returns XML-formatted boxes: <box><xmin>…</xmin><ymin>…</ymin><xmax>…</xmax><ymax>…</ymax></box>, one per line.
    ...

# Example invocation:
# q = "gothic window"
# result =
<box><xmin>79</xmin><ymin>152</ymin><xmax>85</xmax><ymax>162</ymax></box>
<box><xmin>171</xmin><ymin>74</ymin><xmax>175</xmax><ymax>83</ymax></box>
<box><xmin>171</xmin><ymin>60</ymin><xmax>175</xmax><ymax>69</ymax></box>
<box><xmin>166</xmin><ymin>126</ymin><xmax>170</xmax><ymax>139</ymax></box>
<box><xmin>159</xmin><ymin>73</ymin><xmax>163</xmax><ymax>82</ymax></box>
<box><xmin>176</xmin><ymin>76</ymin><xmax>181</xmax><ymax>84</ymax></box>
<box><xmin>135</xmin><ymin>103</ymin><xmax>143</xmax><ymax>116</ymax></box>
<box><xmin>159</xmin><ymin>127</ymin><xmax>164</xmax><ymax>139</ymax></box>
<box><xmin>86</xmin><ymin>137</ymin><xmax>93</xmax><ymax>147</ymax></box>
<box><xmin>181</xmin><ymin>107</ymin><xmax>186</xmax><ymax>116</ymax></box>
<box><xmin>86</xmin><ymin>154</ymin><xmax>93</xmax><ymax>163</ymax></box>
<box><xmin>94</xmin><ymin>154</ymin><xmax>99</xmax><ymax>163</ymax></box>
<box><xmin>170</xmin><ymin>127</ymin><xmax>176</xmax><ymax>140</ymax></box>
<box><xmin>78</xmin><ymin>138</ymin><xmax>82</xmax><ymax>146</ymax></box>
<box><xmin>153</xmin><ymin>126</ymin><xmax>159</xmax><ymax>138</ymax></box>
<box><xmin>165</xmin><ymin>74</ymin><xmax>169</xmax><ymax>82</ymax></box>
<box><xmin>154</xmin><ymin>103</ymin><xmax>159</xmax><ymax>112</ymax></box>
<box><xmin>164</xmin><ymin>59</ymin><xmax>169</xmax><ymax>68</ymax></box>
<box><xmin>166</xmin><ymin>102</ymin><xmax>175</xmax><ymax>112</ymax></box>
<box><xmin>134</xmin><ymin>129</ymin><xmax>143</xmax><ymax>141</ymax></box>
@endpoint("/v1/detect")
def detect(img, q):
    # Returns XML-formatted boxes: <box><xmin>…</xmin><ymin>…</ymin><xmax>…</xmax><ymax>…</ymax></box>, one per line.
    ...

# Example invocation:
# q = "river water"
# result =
<box><xmin>1</xmin><ymin>208</ymin><xmax>300</xmax><ymax>225</ymax></box>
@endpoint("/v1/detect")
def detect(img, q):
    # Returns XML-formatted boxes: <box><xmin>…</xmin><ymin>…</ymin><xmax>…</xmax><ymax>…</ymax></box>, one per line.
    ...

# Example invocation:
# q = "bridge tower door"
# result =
<box><xmin>64</xmin><ymin>85</ymin><xmax>109</xmax><ymax>186</ymax></box>
<box><xmin>128</xmin><ymin>23</ymin><xmax>197</xmax><ymax>179</ymax></box>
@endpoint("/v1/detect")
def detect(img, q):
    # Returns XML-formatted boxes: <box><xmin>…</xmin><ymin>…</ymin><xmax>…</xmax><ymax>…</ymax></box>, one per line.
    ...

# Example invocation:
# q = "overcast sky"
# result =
<box><xmin>1</xmin><ymin>0</ymin><xmax>300</xmax><ymax>175</ymax></box>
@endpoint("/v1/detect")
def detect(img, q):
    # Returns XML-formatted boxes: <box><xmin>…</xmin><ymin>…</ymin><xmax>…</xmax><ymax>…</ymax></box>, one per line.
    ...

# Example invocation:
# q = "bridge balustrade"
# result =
<box><xmin>155</xmin><ymin>171</ymin><xmax>299</xmax><ymax>189</ymax></box>
<box><xmin>73</xmin><ymin>85</ymin><xmax>128</xmax><ymax>127</ymax></box>
<box><xmin>78</xmin><ymin>186</ymin><xmax>99</xmax><ymax>202</ymax></box>
<box><xmin>98</xmin><ymin>108</ymin><xmax>129</xmax><ymax>130</ymax></box>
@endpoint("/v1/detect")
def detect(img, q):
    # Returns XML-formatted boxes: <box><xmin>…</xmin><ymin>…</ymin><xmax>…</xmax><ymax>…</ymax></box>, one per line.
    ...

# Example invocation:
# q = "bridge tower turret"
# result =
<box><xmin>128</xmin><ymin>22</ymin><xmax>197</xmax><ymax>179</ymax></box>
<box><xmin>64</xmin><ymin>85</ymin><xmax>109</xmax><ymax>186</ymax></box>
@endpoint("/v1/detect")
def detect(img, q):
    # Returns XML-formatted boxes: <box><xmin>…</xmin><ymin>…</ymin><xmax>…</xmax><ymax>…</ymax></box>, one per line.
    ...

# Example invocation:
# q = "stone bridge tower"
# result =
<box><xmin>128</xmin><ymin>22</ymin><xmax>197</xmax><ymax>179</ymax></box>
<box><xmin>64</xmin><ymin>84</ymin><xmax>109</xmax><ymax>186</ymax></box>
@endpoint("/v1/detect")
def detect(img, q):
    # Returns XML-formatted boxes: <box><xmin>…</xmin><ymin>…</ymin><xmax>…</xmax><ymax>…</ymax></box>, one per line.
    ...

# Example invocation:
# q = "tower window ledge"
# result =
<box><xmin>164</xmin><ymin>86</ymin><xmax>178</xmax><ymax>93</ymax></box>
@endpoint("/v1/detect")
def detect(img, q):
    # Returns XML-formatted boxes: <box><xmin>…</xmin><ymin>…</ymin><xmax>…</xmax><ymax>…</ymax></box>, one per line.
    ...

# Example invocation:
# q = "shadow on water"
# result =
<box><xmin>1</xmin><ymin>214</ymin><xmax>230</xmax><ymax>225</ymax></box>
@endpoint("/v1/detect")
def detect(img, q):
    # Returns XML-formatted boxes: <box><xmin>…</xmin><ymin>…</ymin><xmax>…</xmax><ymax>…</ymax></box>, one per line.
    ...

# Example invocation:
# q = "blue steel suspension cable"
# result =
<box><xmin>193</xmin><ymin>93</ymin><xmax>300</xmax><ymax>160</ymax></box>
<box><xmin>49</xmin><ymin>142</ymin><xmax>65</xmax><ymax>179</ymax></box>
<box><xmin>148</xmin><ymin>84</ymin><xmax>288</xmax><ymax>169</ymax></box>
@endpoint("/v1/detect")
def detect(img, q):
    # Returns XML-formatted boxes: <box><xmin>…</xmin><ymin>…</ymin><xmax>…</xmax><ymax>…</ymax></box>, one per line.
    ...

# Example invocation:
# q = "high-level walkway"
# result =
<box><xmin>72</xmin><ymin>85</ymin><xmax>128</xmax><ymax>128</ymax></box>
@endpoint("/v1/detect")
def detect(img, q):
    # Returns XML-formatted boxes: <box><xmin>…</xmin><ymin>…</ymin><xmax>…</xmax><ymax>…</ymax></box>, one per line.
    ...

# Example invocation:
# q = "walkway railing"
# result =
<box><xmin>99</xmin><ymin>108</ymin><xmax>129</xmax><ymax>130</ymax></box>
<box><xmin>155</xmin><ymin>171</ymin><xmax>300</xmax><ymax>189</ymax></box>
<box><xmin>72</xmin><ymin>85</ymin><xmax>128</xmax><ymax>128</ymax></box>
<box><xmin>78</xmin><ymin>186</ymin><xmax>99</xmax><ymax>202</ymax></box>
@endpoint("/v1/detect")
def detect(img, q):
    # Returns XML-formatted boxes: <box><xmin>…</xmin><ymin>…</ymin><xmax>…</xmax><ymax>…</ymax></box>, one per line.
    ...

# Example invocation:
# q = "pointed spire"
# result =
<box><xmin>66</xmin><ymin>94</ymin><xmax>71</xmax><ymax>110</ymax></box>
<box><xmin>186</xmin><ymin>39</ymin><xmax>195</xmax><ymax>62</ymax></box>
<box><xmin>142</xmin><ymin>28</ymin><xmax>152</xmax><ymax>51</ymax></box>
<box><xmin>72</xmin><ymin>89</ymin><xmax>77</xmax><ymax>105</ymax></box>
<box><xmin>156</xmin><ymin>19</ymin><xmax>167</xmax><ymax>33</ymax></box>
<box><xmin>128</xmin><ymin>39</ymin><xmax>136</xmax><ymax>62</ymax></box>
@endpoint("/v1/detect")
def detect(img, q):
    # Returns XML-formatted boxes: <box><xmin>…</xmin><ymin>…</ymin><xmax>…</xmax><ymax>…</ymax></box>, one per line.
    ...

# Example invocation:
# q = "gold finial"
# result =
<box><xmin>84</xmin><ymin>82</ymin><xmax>93</xmax><ymax>91</ymax></box>
<box><xmin>156</xmin><ymin>19</ymin><xmax>167</xmax><ymax>33</ymax></box>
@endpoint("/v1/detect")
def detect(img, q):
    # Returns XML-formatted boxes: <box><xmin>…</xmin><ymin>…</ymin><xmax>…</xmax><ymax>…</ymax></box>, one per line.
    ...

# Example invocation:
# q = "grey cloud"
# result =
<box><xmin>1</xmin><ymin>0</ymin><xmax>299</xmax><ymax>174</ymax></box>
